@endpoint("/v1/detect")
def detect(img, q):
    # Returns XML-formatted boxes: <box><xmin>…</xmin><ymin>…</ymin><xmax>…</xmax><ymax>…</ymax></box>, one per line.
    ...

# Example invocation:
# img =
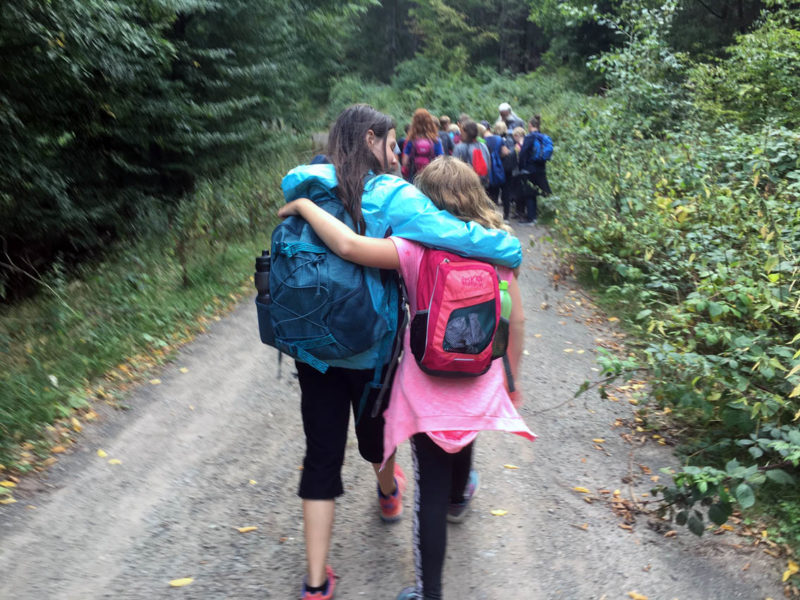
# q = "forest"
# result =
<box><xmin>1</xmin><ymin>0</ymin><xmax>799</xmax><ymax>571</ymax></box>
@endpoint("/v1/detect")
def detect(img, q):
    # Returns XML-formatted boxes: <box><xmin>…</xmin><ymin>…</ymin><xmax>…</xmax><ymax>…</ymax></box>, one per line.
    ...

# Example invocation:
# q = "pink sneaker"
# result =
<box><xmin>300</xmin><ymin>565</ymin><xmax>336</xmax><ymax>600</ymax></box>
<box><xmin>378</xmin><ymin>464</ymin><xmax>406</xmax><ymax>522</ymax></box>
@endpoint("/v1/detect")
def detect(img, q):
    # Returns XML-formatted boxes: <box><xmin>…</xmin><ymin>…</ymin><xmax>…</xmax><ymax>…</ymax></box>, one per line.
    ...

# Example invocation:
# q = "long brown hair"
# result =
<box><xmin>415</xmin><ymin>157</ymin><xmax>511</xmax><ymax>234</ymax></box>
<box><xmin>327</xmin><ymin>104</ymin><xmax>396</xmax><ymax>234</ymax></box>
<box><xmin>407</xmin><ymin>108</ymin><xmax>438</xmax><ymax>142</ymax></box>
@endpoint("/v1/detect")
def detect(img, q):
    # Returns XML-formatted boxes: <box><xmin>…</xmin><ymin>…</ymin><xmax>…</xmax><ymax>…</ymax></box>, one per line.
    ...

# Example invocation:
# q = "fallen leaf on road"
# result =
<box><xmin>490</xmin><ymin>509</ymin><xmax>508</xmax><ymax>516</ymax></box>
<box><xmin>783</xmin><ymin>560</ymin><xmax>799</xmax><ymax>582</ymax></box>
<box><xmin>149</xmin><ymin>379</ymin><xmax>161</xmax><ymax>385</ymax></box>
<box><xmin>0</xmin><ymin>480</ymin><xmax>17</xmax><ymax>488</ymax></box>
<box><xmin>179</xmin><ymin>367</ymin><xmax>189</xmax><ymax>373</ymax></box>
<box><xmin>563</xmin><ymin>348</ymin><xmax>574</xmax><ymax>353</ymax></box>
<box><xmin>51</xmin><ymin>445</ymin><xmax>66</xmax><ymax>454</ymax></box>
<box><xmin>664</xmin><ymin>531</ymin><xmax>677</xmax><ymax>538</ymax></box>
<box><xmin>627</xmin><ymin>592</ymin><xmax>647</xmax><ymax>600</ymax></box>
<box><xmin>97</xmin><ymin>449</ymin><xmax>108</xmax><ymax>458</ymax></box>
<box><xmin>577</xmin><ymin>349</ymin><xmax>586</xmax><ymax>354</ymax></box>
<box><xmin>249</xmin><ymin>479</ymin><xmax>257</xmax><ymax>485</ymax></box>
<box><xmin>169</xmin><ymin>578</ymin><xmax>194</xmax><ymax>587</ymax></box>
<box><xmin>573</xmin><ymin>487</ymin><xmax>591</xmax><ymax>494</ymax></box>
<box><xmin>534</xmin><ymin>334</ymin><xmax>542</xmax><ymax>338</ymax></box>
<box><xmin>503</xmin><ymin>464</ymin><xmax>519</xmax><ymax>470</ymax></box>
<box><xmin>592</xmin><ymin>438</ymin><xmax>605</xmax><ymax>443</ymax></box>
<box><xmin>108</xmin><ymin>459</ymin><xmax>122</xmax><ymax>465</ymax></box>
<box><xmin>237</xmin><ymin>526</ymin><xmax>258</xmax><ymax>533</ymax></box>
<box><xmin>71</xmin><ymin>417</ymin><xmax>82</xmax><ymax>432</ymax></box>
<box><xmin>0</xmin><ymin>497</ymin><xmax>17</xmax><ymax>504</ymax></box>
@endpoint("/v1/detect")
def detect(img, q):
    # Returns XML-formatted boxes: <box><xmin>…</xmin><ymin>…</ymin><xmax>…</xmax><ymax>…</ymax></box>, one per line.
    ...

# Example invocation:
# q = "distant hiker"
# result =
<box><xmin>402</xmin><ymin>108</ymin><xmax>444</xmax><ymax>182</ymax></box>
<box><xmin>475</xmin><ymin>121</ymin><xmax>487</xmax><ymax>145</ymax></box>
<box><xmin>453</xmin><ymin>120</ymin><xmax>491</xmax><ymax>188</ymax></box>
<box><xmin>517</xmin><ymin>115</ymin><xmax>554</xmax><ymax>224</ymax></box>
<box><xmin>498</xmin><ymin>102</ymin><xmax>526</xmax><ymax>132</ymax></box>
<box><xmin>278</xmin><ymin>156</ymin><xmax>535</xmax><ymax>600</ymax></box>
<box><xmin>484</xmin><ymin>121</ymin><xmax>511</xmax><ymax>207</ymax></box>
<box><xmin>437</xmin><ymin>115</ymin><xmax>454</xmax><ymax>156</ymax></box>
<box><xmin>277</xmin><ymin>104</ymin><xmax>522</xmax><ymax>600</ymax></box>
<box><xmin>397</xmin><ymin>123</ymin><xmax>410</xmax><ymax>155</ymax></box>
<box><xmin>510</xmin><ymin>126</ymin><xmax>527</xmax><ymax>219</ymax></box>
<box><xmin>448</xmin><ymin>123</ymin><xmax>461</xmax><ymax>145</ymax></box>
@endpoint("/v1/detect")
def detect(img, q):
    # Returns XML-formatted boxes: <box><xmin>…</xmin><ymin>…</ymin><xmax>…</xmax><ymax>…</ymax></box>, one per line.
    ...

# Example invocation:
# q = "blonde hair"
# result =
<box><xmin>415</xmin><ymin>157</ymin><xmax>511</xmax><ymax>233</ymax></box>
<box><xmin>492</xmin><ymin>121</ymin><xmax>507</xmax><ymax>135</ymax></box>
<box><xmin>448</xmin><ymin>123</ymin><xmax>460</xmax><ymax>134</ymax></box>
<box><xmin>476</xmin><ymin>122</ymin><xmax>486</xmax><ymax>138</ymax></box>
<box><xmin>512</xmin><ymin>126</ymin><xmax>525</xmax><ymax>140</ymax></box>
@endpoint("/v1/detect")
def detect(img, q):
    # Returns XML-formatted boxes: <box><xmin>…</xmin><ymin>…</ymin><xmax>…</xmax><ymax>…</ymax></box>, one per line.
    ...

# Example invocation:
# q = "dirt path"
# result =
<box><xmin>0</xmin><ymin>224</ymin><xmax>785</xmax><ymax>600</ymax></box>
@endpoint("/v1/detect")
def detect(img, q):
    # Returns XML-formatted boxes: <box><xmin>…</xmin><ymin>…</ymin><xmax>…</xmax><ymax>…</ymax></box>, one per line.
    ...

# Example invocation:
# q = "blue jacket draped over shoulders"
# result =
<box><xmin>280</xmin><ymin>164</ymin><xmax>522</xmax><ymax>369</ymax></box>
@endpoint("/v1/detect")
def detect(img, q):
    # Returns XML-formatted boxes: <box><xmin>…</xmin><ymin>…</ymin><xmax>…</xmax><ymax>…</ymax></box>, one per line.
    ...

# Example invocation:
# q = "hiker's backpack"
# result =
<box><xmin>532</xmin><ymin>133</ymin><xmax>554</xmax><ymax>162</ymax></box>
<box><xmin>256</xmin><ymin>182</ymin><xmax>389</xmax><ymax>374</ymax></box>
<box><xmin>471</xmin><ymin>145</ymin><xmax>489</xmax><ymax>179</ymax></box>
<box><xmin>486</xmin><ymin>137</ymin><xmax>506</xmax><ymax>187</ymax></box>
<box><xmin>412</xmin><ymin>137</ymin><xmax>436</xmax><ymax>173</ymax></box>
<box><xmin>408</xmin><ymin>249</ymin><xmax>509</xmax><ymax>379</ymax></box>
<box><xmin>500</xmin><ymin>136</ymin><xmax>518</xmax><ymax>173</ymax></box>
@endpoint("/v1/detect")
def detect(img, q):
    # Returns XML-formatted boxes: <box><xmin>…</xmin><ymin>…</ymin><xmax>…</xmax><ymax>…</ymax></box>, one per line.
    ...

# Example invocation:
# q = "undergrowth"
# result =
<box><xmin>0</xmin><ymin>137</ymin><xmax>306</xmax><ymax>469</ymax></box>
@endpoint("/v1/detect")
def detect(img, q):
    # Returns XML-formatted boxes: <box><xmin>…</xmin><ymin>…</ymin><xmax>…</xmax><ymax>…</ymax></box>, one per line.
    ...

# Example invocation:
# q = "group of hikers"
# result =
<box><xmin>261</xmin><ymin>102</ymin><xmax>547</xmax><ymax>599</ymax></box>
<box><xmin>397</xmin><ymin>103</ymin><xmax>553</xmax><ymax>224</ymax></box>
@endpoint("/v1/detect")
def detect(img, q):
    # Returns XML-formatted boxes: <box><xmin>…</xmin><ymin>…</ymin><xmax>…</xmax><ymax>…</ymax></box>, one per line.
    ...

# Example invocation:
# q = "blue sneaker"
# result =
<box><xmin>396</xmin><ymin>586</ymin><xmax>422</xmax><ymax>600</ymax></box>
<box><xmin>447</xmin><ymin>469</ymin><xmax>480</xmax><ymax>523</ymax></box>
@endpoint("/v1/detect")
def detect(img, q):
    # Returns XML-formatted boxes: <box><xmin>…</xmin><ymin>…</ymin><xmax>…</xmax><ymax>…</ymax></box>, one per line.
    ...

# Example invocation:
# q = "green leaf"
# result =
<box><xmin>708</xmin><ymin>502</ymin><xmax>732</xmax><ymax>526</ymax></box>
<box><xmin>676</xmin><ymin>510</ymin><xmax>688</xmax><ymax>526</ymax></box>
<box><xmin>707</xmin><ymin>301</ymin><xmax>725</xmax><ymax>319</ymax></box>
<box><xmin>687</xmin><ymin>512</ymin><xmax>705</xmax><ymax>536</ymax></box>
<box><xmin>735</xmin><ymin>483</ymin><xmax>755</xmax><ymax>509</ymax></box>
<box><xmin>765</xmin><ymin>469</ymin><xmax>795</xmax><ymax>485</ymax></box>
<box><xmin>764</xmin><ymin>255</ymin><xmax>779</xmax><ymax>273</ymax></box>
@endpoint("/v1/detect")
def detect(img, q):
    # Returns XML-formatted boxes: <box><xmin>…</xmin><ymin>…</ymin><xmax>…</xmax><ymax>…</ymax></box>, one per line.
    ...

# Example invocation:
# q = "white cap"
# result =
<box><xmin>498</xmin><ymin>102</ymin><xmax>511</xmax><ymax>112</ymax></box>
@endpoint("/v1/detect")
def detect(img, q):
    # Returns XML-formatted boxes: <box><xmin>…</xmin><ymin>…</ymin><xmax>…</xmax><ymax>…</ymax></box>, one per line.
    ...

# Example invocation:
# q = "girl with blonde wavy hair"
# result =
<box><xmin>279</xmin><ymin>155</ymin><xmax>535</xmax><ymax>600</ymax></box>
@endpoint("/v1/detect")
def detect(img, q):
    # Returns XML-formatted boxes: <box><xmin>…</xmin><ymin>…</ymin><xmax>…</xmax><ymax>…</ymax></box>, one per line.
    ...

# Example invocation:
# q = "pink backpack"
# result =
<box><xmin>409</xmin><ymin>249</ymin><xmax>507</xmax><ymax>378</ymax></box>
<box><xmin>412</xmin><ymin>137</ymin><xmax>435</xmax><ymax>173</ymax></box>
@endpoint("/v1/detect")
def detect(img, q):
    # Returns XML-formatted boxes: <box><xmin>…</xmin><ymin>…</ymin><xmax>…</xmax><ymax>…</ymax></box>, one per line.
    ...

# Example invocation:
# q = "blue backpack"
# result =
<box><xmin>256</xmin><ymin>182</ymin><xmax>389</xmax><ymax>374</ymax></box>
<box><xmin>486</xmin><ymin>136</ymin><xmax>507</xmax><ymax>187</ymax></box>
<box><xmin>531</xmin><ymin>133</ymin><xmax>554</xmax><ymax>162</ymax></box>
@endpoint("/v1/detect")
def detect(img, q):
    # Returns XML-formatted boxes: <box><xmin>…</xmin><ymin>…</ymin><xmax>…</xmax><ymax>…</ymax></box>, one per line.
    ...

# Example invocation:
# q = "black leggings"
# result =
<box><xmin>295</xmin><ymin>361</ymin><xmax>388</xmax><ymax>499</ymax></box>
<box><xmin>410</xmin><ymin>434</ymin><xmax>474</xmax><ymax>600</ymax></box>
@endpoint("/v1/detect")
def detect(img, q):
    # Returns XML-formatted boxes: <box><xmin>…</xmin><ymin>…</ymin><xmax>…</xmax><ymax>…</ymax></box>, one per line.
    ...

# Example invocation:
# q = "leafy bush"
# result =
<box><xmin>0</xmin><ymin>140</ymin><xmax>302</xmax><ymax>467</ymax></box>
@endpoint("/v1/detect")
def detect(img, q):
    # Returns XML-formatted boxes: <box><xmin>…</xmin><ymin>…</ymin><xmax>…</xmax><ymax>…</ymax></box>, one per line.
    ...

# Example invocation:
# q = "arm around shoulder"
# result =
<box><xmin>277</xmin><ymin>198</ymin><xmax>400</xmax><ymax>270</ymax></box>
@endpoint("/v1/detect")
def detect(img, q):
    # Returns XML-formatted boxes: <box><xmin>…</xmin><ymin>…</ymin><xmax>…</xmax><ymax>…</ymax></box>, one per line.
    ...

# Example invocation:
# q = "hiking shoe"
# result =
<box><xmin>447</xmin><ymin>469</ymin><xmax>480</xmax><ymax>523</ymax></box>
<box><xmin>396</xmin><ymin>586</ymin><xmax>422</xmax><ymax>600</ymax></box>
<box><xmin>300</xmin><ymin>565</ymin><xmax>336</xmax><ymax>600</ymax></box>
<box><xmin>378</xmin><ymin>464</ymin><xmax>406</xmax><ymax>522</ymax></box>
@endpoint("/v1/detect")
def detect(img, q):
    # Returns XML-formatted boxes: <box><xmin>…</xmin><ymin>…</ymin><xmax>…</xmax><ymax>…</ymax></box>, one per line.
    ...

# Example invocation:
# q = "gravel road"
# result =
<box><xmin>0</xmin><ymin>223</ymin><xmax>785</xmax><ymax>600</ymax></box>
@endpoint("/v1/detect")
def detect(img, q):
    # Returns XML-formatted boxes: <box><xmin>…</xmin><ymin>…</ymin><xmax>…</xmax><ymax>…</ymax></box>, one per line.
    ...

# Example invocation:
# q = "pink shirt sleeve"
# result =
<box><xmin>389</xmin><ymin>237</ymin><xmax>424</xmax><ymax>313</ymax></box>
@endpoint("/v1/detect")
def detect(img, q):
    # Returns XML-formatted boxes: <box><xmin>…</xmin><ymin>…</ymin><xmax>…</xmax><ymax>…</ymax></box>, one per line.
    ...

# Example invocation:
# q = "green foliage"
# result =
<box><xmin>408</xmin><ymin>0</ymin><xmax>495</xmax><ymax>72</ymax></box>
<box><xmin>0</xmin><ymin>140</ymin><xmax>303</xmax><ymax>467</ymax></box>
<box><xmin>0</xmin><ymin>0</ymin><xmax>372</xmax><ymax>299</ymax></box>
<box><xmin>548</xmin><ymin>0</ymin><xmax>800</xmax><ymax>539</ymax></box>
<box><xmin>689</xmin><ymin>10</ymin><xmax>800</xmax><ymax>128</ymax></box>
